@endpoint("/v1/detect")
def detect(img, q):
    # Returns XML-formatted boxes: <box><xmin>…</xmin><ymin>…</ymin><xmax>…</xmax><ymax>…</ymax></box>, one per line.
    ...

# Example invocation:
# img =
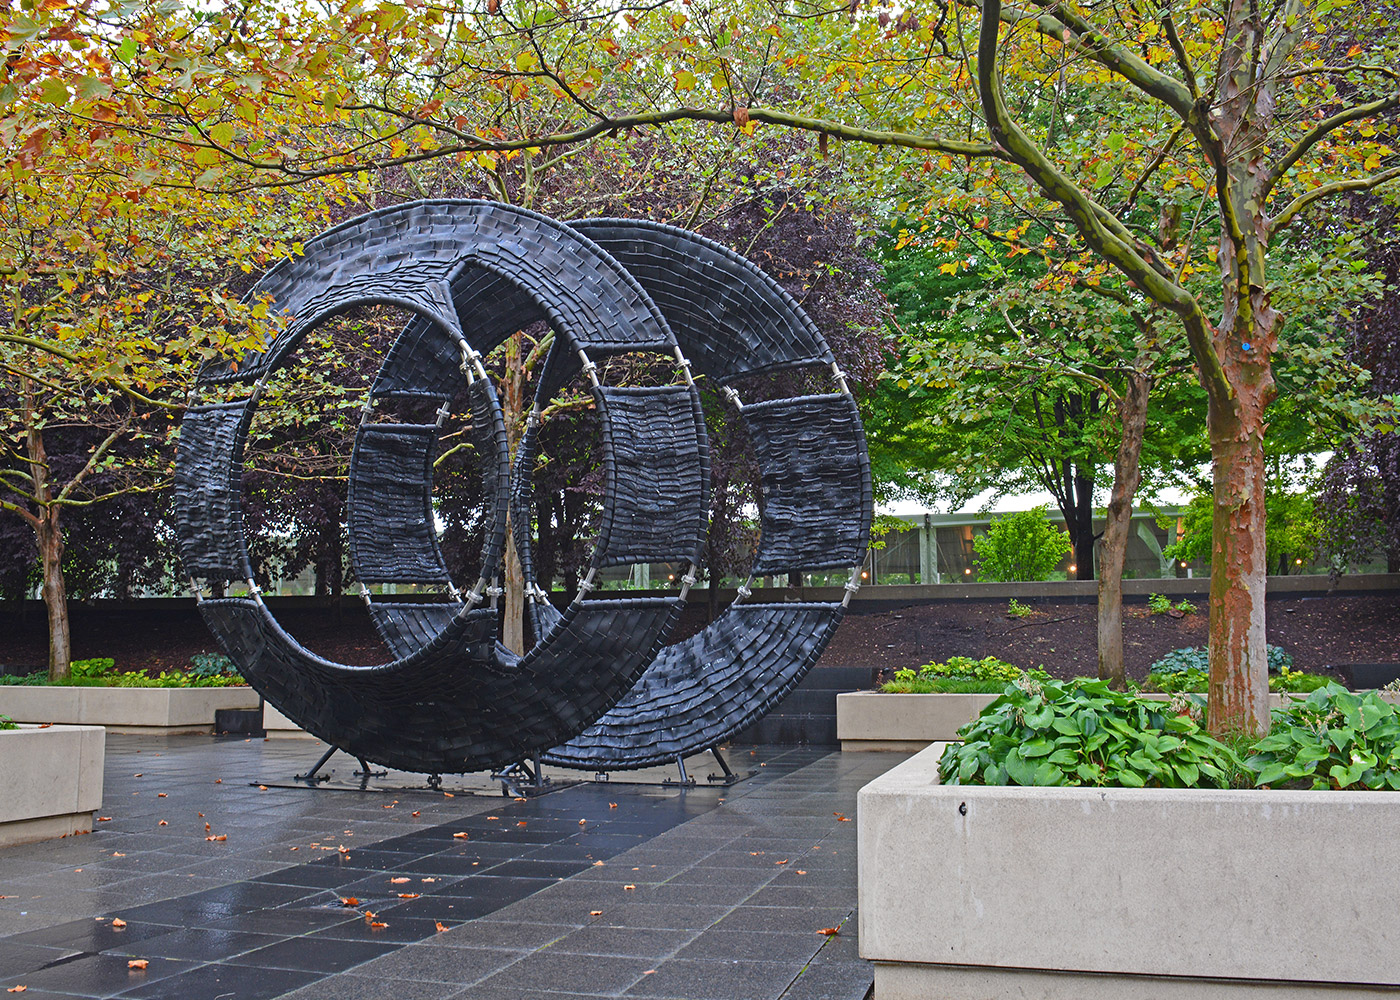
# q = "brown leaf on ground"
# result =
<box><xmin>127</xmin><ymin>959</ymin><xmax>149</xmax><ymax>969</ymax></box>
<box><xmin>206</xmin><ymin>834</ymin><xmax>226</xmax><ymax>842</ymax></box>
<box><xmin>592</xmin><ymin>860</ymin><xmax>604</xmax><ymax>866</ymax></box>
<box><xmin>338</xmin><ymin>845</ymin><xmax>349</xmax><ymax>854</ymax></box>
<box><xmin>7</xmin><ymin>985</ymin><xmax>28</xmax><ymax>992</ymax></box>
<box><xmin>578</xmin><ymin>819</ymin><xmax>587</xmax><ymax>825</ymax></box>
<box><xmin>133</xmin><ymin>773</ymin><xmax>142</xmax><ymax>778</ymax></box>
<box><xmin>369</xmin><ymin>920</ymin><xmax>388</xmax><ymax>929</ymax></box>
<box><xmin>443</xmin><ymin>792</ymin><xmax>454</xmax><ymax>797</ymax></box>
<box><xmin>214</xmin><ymin>779</ymin><xmax>222</xmax><ymax>784</ymax></box>
<box><xmin>157</xmin><ymin>820</ymin><xmax>167</xmax><ymax>826</ymax></box>
<box><xmin>796</xmin><ymin>870</ymin><xmax>807</xmax><ymax>875</ymax></box>
<box><xmin>609</xmin><ymin>802</ymin><xmax>618</xmax><ymax>809</ymax></box>
<box><xmin>96</xmin><ymin>817</ymin><xmax>112</xmax><ymax>822</ymax></box>
<box><xmin>339</xmin><ymin>897</ymin><xmax>360</xmax><ymax>907</ymax></box>
<box><xmin>390</xmin><ymin>877</ymin><xmax>411</xmax><ymax>884</ymax></box>
<box><xmin>411</xmin><ymin>811</ymin><xmax>420</xmax><ymax>817</ymax></box>
<box><xmin>157</xmin><ymin>793</ymin><xmax>167</xmax><ymax>798</ymax></box>
<box><xmin>623</xmin><ymin>884</ymin><xmax>636</xmax><ymax>891</ymax></box>
<box><xmin>776</xmin><ymin>859</ymin><xmax>788</xmax><ymax>865</ymax></box>
<box><xmin>516</xmin><ymin>821</ymin><xmax>527</xmax><ymax>828</ymax></box>
<box><xmin>485</xmin><ymin>816</ymin><xmax>498</xmax><ymax>820</ymax></box>
<box><xmin>817</xmin><ymin>927</ymin><xmax>840</xmax><ymax>936</ymax></box>
<box><xmin>396</xmin><ymin>893</ymin><xmax>420</xmax><ymax>899</ymax></box>
<box><xmin>452</xmin><ymin>832</ymin><xmax>469</xmax><ymax>839</ymax></box>
<box><xmin>421</xmin><ymin>877</ymin><xmax>437</xmax><ymax>882</ymax></box>
<box><xmin>258</xmin><ymin>786</ymin><xmax>267</xmax><ymax>791</ymax></box>
<box><xmin>112</xmin><ymin>852</ymin><xmax>125</xmax><ymax>857</ymax></box>
<box><xmin>111</xmin><ymin>918</ymin><xmax>127</xmax><ymax>928</ymax></box>
<box><xmin>435</xmin><ymin>922</ymin><xmax>449</xmax><ymax>932</ymax></box>
<box><xmin>589</xmin><ymin>910</ymin><xmax>603</xmax><ymax>916</ymax></box>
<box><xmin>204</xmin><ymin>823</ymin><xmax>212</xmax><ymax>833</ymax></box>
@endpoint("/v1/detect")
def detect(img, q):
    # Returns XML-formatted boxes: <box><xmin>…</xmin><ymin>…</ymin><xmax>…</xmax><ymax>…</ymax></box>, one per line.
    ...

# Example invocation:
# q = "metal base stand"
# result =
<box><xmin>663</xmin><ymin>755</ymin><xmax>697</xmax><ymax>787</ymax></box>
<box><xmin>706</xmin><ymin>747</ymin><xmax>742</xmax><ymax>785</ymax></box>
<box><xmin>294</xmin><ymin>745</ymin><xmax>337</xmax><ymax>783</ymax></box>
<box><xmin>491</xmin><ymin>759</ymin><xmax>552</xmax><ymax>798</ymax></box>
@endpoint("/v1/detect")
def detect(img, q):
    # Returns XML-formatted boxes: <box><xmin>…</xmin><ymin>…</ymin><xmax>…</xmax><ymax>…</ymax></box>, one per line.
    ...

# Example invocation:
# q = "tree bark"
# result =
<box><xmin>21</xmin><ymin>380</ymin><xmax>71</xmax><ymax>682</ymax></box>
<box><xmin>38</xmin><ymin>506</ymin><xmax>71</xmax><ymax>682</ymax></box>
<box><xmin>1207</xmin><ymin>396</ymin><xmax>1271</xmax><ymax>735</ymax></box>
<box><xmin>501</xmin><ymin>331</ymin><xmax>527</xmax><ymax>655</ymax></box>
<box><xmin>1071</xmin><ymin>467</ymin><xmax>1096</xmax><ymax>579</ymax></box>
<box><xmin>1097</xmin><ymin>373</ymin><xmax>1152</xmax><ymax>688</ymax></box>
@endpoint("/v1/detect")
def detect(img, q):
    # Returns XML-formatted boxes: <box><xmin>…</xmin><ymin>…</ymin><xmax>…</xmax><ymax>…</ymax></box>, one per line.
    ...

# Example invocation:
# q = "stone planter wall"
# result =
<box><xmin>0</xmin><ymin>725</ymin><xmax>105</xmax><ymax>847</ymax></box>
<box><xmin>858</xmin><ymin>743</ymin><xmax>1400</xmax><ymax>997</ymax></box>
<box><xmin>0</xmin><ymin>686</ymin><xmax>259</xmax><ymax>734</ymax></box>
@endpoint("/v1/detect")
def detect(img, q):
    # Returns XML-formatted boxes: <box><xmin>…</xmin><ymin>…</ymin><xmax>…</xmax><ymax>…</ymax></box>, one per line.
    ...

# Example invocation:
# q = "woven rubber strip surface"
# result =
<box><xmin>173</xmin><ymin>400</ymin><xmax>255</xmax><ymax>581</ymax></box>
<box><xmin>746</xmin><ymin>392</ymin><xmax>873</xmax><ymax>576</ymax></box>
<box><xmin>347</xmin><ymin>423</ymin><xmax>450</xmax><ymax>585</ymax></box>
<box><xmin>200</xmin><ymin>595</ymin><xmax>682</xmax><ymax>773</ymax></box>
<box><xmin>545</xmin><ymin>603</ymin><xmax>844</xmax><ymax>769</ymax></box>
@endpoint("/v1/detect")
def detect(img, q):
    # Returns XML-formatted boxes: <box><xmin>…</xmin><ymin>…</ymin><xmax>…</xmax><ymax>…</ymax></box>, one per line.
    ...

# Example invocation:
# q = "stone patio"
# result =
<box><xmin>0</xmin><ymin>735</ymin><xmax>903</xmax><ymax>999</ymax></box>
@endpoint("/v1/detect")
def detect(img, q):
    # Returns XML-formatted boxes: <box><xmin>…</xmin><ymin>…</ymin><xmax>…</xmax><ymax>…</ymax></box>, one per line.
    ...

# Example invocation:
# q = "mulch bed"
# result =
<box><xmin>1</xmin><ymin>591</ymin><xmax>1396</xmax><ymax>688</ymax></box>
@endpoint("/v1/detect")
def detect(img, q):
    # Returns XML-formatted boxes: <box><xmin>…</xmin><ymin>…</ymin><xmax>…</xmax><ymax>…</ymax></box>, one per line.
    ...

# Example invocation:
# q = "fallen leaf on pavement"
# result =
<box><xmin>111</xmin><ymin>918</ymin><xmax>127</xmax><ymax>928</ymax></box>
<box><xmin>390</xmin><ymin>877</ymin><xmax>411</xmax><ymax>884</ymax></box>
<box><xmin>589</xmin><ymin>910</ymin><xmax>603</xmax><ymax>916</ymax></box>
<box><xmin>411</xmin><ymin>811</ymin><xmax>420</xmax><ymax>817</ymax></box>
<box><xmin>608</xmin><ymin>802</ymin><xmax>618</xmax><ymax>809</ymax></box>
<box><xmin>206</xmin><ymin>834</ymin><xmax>227</xmax><ymax>842</ymax></box>
<box><xmin>157</xmin><ymin>793</ymin><xmax>167</xmax><ymax>798</ymax></box>
<box><xmin>452</xmin><ymin>832</ymin><xmax>469</xmax><ymax>839</ymax></box>
<box><xmin>369</xmin><ymin>920</ymin><xmax>388</xmax><ymax>929</ymax></box>
<box><xmin>623</xmin><ymin>885</ymin><xmax>635</xmax><ymax>891</ymax></box>
<box><xmin>157</xmin><ymin>820</ymin><xmax>167</xmax><ymax>826</ymax></box>
<box><xmin>97</xmin><ymin>817</ymin><xmax>112</xmax><ymax>822</ymax></box>
<box><xmin>435</xmin><ymin>921</ymin><xmax>449</xmax><ymax>933</ymax></box>
<box><xmin>127</xmin><ymin>959</ymin><xmax>149</xmax><ymax>970</ymax></box>
<box><xmin>817</xmin><ymin>927</ymin><xmax>840</xmax><ymax>936</ymax></box>
<box><xmin>397</xmin><ymin>893</ymin><xmax>420</xmax><ymax>899</ymax></box>
<box><xmin>339</xmin><ymin>897</ymin><xmax>360</xmax><ymax>907</ymax></box>
<box><xmin>7</xmin><ymin>985</ymin><xmax>27</xmax><ymax>992</ymax></box>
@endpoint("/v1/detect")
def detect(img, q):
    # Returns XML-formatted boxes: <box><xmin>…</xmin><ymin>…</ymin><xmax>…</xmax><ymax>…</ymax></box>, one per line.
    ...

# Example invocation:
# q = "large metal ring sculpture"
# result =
<box><xmin>174</xmin><ymin>201</ymin><xmax>870</xmax><ymax>776</ymax></box>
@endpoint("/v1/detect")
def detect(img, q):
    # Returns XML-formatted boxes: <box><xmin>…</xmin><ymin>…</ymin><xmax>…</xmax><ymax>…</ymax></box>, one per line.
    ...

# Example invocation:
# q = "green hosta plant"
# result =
<box><xmin>939</xmin><ymin>677</ymin><xmax>1244</xmax><ymax>788</ymax></box>
<box><xmin>1247</xmin><ymin>685</ymin><xmax>1400</xmax><ymax>790</ymax></box>
<box><xmin>1150</xmin><ymin>645</ymin><xmax>1294</xmax><ymax>676</ymax></box>
<box><xmin>189</xmin><ymin>652</ymin><xmax>242</xmax><ymax>681</ymax></box>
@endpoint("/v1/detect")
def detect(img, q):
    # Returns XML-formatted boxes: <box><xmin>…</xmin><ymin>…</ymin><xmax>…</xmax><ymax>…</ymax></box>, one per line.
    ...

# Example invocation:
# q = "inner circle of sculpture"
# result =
<box><xmin>173</xmin><ymin>201</ymin><xmax>872</xmax><ymax>777</ymax></box>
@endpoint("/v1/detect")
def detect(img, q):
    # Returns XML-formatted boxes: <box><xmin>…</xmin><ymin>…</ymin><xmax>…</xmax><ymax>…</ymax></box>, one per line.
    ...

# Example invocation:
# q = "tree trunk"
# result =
<box><xmin>21</xmin><ymin>380</ymin><xmax>71</xmax><ymax>682</ymax></box>
<box><xmin>501</xmin><ymin>331</ymin><xmax>527</xmax><ymax>655</ymax></box>
<box><xmin>1206</xmin><ymin>398</ymin><xmax>1271</xmax><ymax>736</ymax></box>
<box><xmin>1097</xmin><ymin>374</ymin><xmax>1151</xmax><ymax>689</ymax></box>
<box><xmin>1071</xmin><ymin>467</ymin><xmax>1096</xmax><ymax>579</ymax></box>
<box><xmin>39</xmin><ymin>506</ymin><xmax>71</xmax><ymax>682</ymax></box>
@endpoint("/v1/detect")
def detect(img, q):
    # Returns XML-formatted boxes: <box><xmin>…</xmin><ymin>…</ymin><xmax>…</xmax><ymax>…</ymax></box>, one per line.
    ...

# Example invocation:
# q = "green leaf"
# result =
<box><xmin>37</xmin><ymin>78</ymin><xmax>70</xmax><ymax>106</ymax></box>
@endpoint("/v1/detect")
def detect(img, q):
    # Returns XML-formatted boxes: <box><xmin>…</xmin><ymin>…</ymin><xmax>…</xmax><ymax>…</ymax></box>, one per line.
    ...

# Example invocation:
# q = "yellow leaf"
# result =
<box><xmin>675</xmin><ymin>69</ymin><xmax>697</xmax><ymax>91</ymax></box>
<box><xmin>938</xmin><ymin>261</ymin><xmax>960</xmax><ymax>275</ymax></box>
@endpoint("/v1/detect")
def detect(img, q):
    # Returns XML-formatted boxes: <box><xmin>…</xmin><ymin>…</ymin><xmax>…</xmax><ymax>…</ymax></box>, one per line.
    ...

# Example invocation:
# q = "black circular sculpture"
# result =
<box><xmin>174</xmin><ymin>200</ymin><xmax>870</xmax><ymax>776</ymax></box>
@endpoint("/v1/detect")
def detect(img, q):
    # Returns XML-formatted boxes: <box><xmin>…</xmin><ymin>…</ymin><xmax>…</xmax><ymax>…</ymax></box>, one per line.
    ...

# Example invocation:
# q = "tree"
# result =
<box><xmin>973</xmin><ymin>506</ymin><xmax>1073</xmax><ymax>581</ymax></box>
<box><xmin>12</xmin><ymin>0</ymin><xmax>1398</xmax><ymax>732</ymax></box>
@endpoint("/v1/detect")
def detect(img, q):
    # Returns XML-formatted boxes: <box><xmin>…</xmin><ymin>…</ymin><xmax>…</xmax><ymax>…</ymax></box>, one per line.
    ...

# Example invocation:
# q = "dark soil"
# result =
<box><xmin>1</xmin><ymin>591</ymin><xmax>1396</xmax><ymax>687</ymax></box>
<box><xmin>817</xmin><ymin>592</ymin><xmax>1400</xmax><ymax>686</ymax></box>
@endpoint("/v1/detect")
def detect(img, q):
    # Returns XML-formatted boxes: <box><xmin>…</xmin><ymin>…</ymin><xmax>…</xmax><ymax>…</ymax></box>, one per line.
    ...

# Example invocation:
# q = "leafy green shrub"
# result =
<box><xmin>1149</xmin><ymin>645</ymin><xmax>1294</xmax><ymax>676</ymax></box>
<box><xmin>1141</xmin><ymin>664</ymin><xmax>1327</xmax><ymax>695</ymax></box>
<box><xmin>0</xmin><ymin>657</ymin><xmax>245</xmax><ymax>688</ymax></box>
<box><xmin>0</xmin><ymin>671</ymin><xmax>48</xmax><ymax>686</ymax></box>
<box><xmin>1006</xmin><ymin>598</ymin><xmax>1033</xmax><ymax>618</ymax></box>
<box><xmin>1247</xmin><ymin>684</ymin><xmax>1400</xmax><ymax>789</ymax></box>
<box><xmin>0</xmin><ymin>714</ymin><xmax>17</xmax><ymax>731</ymax></box>
<box><xmin>189</xmin><ymin>652</ymin><xmax>242</xmax><ymax>681</ymax></box>
<box><xmin>972</xmin><ymin>507</ymin><xmax>1072</xmax><ymax>582</ymax></box>
<box><xmin>882</xmin><ymin>656</ymin><xmax>1037</xmax><ymax>694</ymax></box>
<box><xmin>70</xmin><ymin>657</ymin><xmax>117</xmax><ymax>680</ymax></box>
<box><xmin>939</xmin><ymin>677</ymin><xmax>1245</xmax><ymax>788</ymax></box>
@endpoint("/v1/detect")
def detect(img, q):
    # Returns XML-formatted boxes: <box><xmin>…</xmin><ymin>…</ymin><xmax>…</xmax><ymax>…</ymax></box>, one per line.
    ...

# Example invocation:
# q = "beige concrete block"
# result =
<box><xmin>859</xmin><ymin>744</ymin><xmax>1400</xmax><ymax>988</ymax></box>
<box><xmin>262</xmin><ymin>703</ymin><xmax>318</xmax><ymax>739</ymax></box>
<box><xmin>0</xmin><ymin>686</ymin><xmax>256</xmax><ymax>730</ymax></box>
<box><xmin>0</xmin><ymin>725</ymin><xmax>104</xmax><ymax>845</ymax></box>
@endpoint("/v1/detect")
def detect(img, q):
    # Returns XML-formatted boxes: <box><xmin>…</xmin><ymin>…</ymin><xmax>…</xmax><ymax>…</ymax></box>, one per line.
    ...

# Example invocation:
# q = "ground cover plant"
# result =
<box><xmin>0</xmin><ymin>656</ymin><xmax>244</xmax><ymax>688</ymax></box>
<box><xmin>883</xmin><ymin>648</ymin><xmax>1326</xmax><ymax>695</ymax></box>
<box><xmin>939</xmin><ymin>676</ymin><xmax>1247</xmax><ymax>788</ymax></box>
<box><xmin>940</xmin><ymin>680</ymin><xmax>1400</xmax><ymax>789</ymax></box>
<box><xmin>0</xmin><ymin>715</ymin><xmax>16</xmax><ymax>731</ymax></box>
<box><xmin>882</xmin><ymin>656</ymin><xmax>1039</xmax><ymax>694</ymax></box>
<box><xmin>1147</xmin><ymin>594</ymin><xmax>1198</xmax><ymax>616</ymax></box>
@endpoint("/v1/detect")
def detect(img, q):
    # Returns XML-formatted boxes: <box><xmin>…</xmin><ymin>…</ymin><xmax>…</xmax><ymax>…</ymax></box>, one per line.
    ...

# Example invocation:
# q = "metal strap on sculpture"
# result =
<box><xmin>175</xmin><ymin>201</ymin><xmax>708</xmax><ymax>774</ymax></box>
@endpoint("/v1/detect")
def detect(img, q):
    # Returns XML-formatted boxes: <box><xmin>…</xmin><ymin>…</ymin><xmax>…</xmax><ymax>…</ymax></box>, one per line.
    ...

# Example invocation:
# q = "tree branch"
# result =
<box><xmin>1270</xmin><ymin>165</ymin><xmax>1400</xmax><ymax>234</ymax></box>
<box><xmin>1262</xmin><ymin>92</ymin><xmax>1400</xmax><ymax>198</ymax></box>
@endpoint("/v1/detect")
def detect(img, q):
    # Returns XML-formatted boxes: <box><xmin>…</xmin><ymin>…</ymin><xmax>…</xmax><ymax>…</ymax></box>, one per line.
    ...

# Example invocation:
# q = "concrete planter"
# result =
<box><xmin>837</xmin><ymin>691</ymin><xmax>1000</xmax><ymax>750</ymax></box>
<box><xmin>859</xmin><ymin>743</ymin><xmax>1400</xmax><ymax>997</ymax></box>
<box><xmin>0</xmin><ymin>685</ymin><xmax>258</xmax><ymax>734</ymax></box>
<box><xmin>262</xmin><ymin>702</ymin><xmax>317</xmax><ymax>739</ymax></box>
<box><xmin>838</xmin><ymin>690</ymin><xmax>1303</xmax><ymax>751</ymax></box>
<box><xmin>0</xmin><ymin>724</ymin><xmax>105</xmax><ymax>847</ymax></box>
